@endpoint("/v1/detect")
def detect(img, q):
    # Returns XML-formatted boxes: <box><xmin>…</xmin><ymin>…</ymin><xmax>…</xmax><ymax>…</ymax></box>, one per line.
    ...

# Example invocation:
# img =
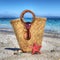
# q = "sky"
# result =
<box><xmin>0</xmin><ymin>0</ymin><xmax>60</xmax><ymax>17</ymax></box>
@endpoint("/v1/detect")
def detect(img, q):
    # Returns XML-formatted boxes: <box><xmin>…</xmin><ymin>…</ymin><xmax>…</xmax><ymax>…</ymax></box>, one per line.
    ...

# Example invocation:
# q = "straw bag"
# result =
<box><xmin>11</xmin><ymin>10</ymin><xmax>46</xmax><ymax>53</ymax></box>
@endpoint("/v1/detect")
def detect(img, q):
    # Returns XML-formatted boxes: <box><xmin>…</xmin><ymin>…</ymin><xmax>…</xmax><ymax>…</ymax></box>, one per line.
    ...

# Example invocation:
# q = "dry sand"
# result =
<box><xmin>0</xmin><ymin>31</ymin><xmax>60</xmax><ymax>60</ymax></box>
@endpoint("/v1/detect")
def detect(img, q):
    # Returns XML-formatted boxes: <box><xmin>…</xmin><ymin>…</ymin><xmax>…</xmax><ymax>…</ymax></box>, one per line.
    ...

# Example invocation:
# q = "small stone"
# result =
<box><xmin>13</xmin><ymin>50</ymin><xmax>22</xmax><ymax>55</ymax></box>
<box><xmin>50</xmin><ymin>50</ymin><xmax>55</xmax><ymax>52</ymax></box>
<box><xmin>14</xmin><ymin>52</ymin><xmax>17</xmax><ymax>55</ymax></box>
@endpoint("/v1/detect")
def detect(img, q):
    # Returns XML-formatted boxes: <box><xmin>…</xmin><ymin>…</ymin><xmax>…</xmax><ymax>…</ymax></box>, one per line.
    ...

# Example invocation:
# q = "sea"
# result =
<box><xmin>0</xmin><ymin>17</ymin><xmax>60</xmax><ymax>34</ymax></box>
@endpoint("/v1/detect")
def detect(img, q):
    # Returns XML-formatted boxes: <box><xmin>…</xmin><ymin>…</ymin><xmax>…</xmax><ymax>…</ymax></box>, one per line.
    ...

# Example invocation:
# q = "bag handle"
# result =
<box><xmin>20</xmin><ymin>10</ymin><xmax>35</xmax><ymax>24</ymax></box>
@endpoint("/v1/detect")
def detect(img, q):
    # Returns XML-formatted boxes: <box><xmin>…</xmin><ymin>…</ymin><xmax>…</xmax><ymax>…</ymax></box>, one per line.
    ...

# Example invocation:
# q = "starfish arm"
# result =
<box><xmin>32</xmin><ymin>50</ymin><xmax>36</xmax><ymax>54</ymax></box>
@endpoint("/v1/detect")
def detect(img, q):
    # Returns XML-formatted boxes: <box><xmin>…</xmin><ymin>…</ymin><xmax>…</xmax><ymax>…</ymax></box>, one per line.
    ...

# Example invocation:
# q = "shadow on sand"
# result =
<box><xmin>5</xmin><ymin>48</ymin><xmax>20</xmax><ymax>51</ymax></box>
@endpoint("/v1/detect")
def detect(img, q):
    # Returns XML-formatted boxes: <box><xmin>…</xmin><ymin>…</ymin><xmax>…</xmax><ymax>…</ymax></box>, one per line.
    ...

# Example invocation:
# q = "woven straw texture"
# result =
<box><xmin>11</xmin><ymin>17</ymin><xmax>46</xmax><ymax>52</ymax></box>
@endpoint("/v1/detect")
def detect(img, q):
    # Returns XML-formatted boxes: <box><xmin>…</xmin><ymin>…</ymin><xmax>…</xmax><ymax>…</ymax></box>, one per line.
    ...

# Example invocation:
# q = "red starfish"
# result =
<box><xmin>30</xmin><ymin>43</ymin><xmax>42</xmax><ymax>54</ymax></box>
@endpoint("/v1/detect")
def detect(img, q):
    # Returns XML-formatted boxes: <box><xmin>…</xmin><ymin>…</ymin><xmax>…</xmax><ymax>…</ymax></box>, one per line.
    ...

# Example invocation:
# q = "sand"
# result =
<box><xmin>0</xmin><ymin>31</ymin><xmax>60</xmax><ymax>60</ymax></box>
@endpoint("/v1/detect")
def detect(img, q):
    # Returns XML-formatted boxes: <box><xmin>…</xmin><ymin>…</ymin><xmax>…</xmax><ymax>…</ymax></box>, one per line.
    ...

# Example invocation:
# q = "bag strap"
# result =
<box><xmin>20</xmin><ymin>10</ymin><xmax>35</xmax><ymax>24</ymax></box>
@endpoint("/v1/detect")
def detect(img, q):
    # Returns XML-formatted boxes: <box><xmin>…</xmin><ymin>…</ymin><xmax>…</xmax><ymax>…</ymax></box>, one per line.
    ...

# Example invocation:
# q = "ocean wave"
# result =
<box><xmin>0</xmin><ymin>18</ymin><xmax>60</xmax><ymax>34</ymax></box>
